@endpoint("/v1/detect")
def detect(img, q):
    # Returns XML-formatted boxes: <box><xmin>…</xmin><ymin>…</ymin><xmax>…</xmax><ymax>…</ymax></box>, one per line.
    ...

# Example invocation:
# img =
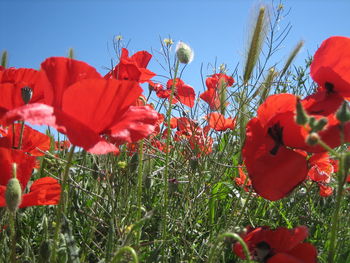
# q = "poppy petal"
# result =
<box><xmin>19</xmin><ymin>177</ymin><xmax>61</xmax><ymax>208</ymax></box>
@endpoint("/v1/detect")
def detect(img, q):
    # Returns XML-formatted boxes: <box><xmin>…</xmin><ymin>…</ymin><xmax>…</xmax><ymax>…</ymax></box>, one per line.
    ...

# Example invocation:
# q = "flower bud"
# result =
<box><xmin>6</xmin><ymin>164</ymin><xmax>22</xmax><ymax>212</ymax></box>
<box><xmin>312</xmin><ymin>118</ymin><xmax>328</xmax><ymax>132</ymax></box>
<box><xmin>176</xmin><ymin>41</ymin><xmax>194</xmax><ymax>64</ymax></box>
<box><xmin>336</xmin><ymin>101</ymin><xmax>350</xmax><ymax>123</ymax></box>
<box><xmin>295</xmin><ymin>97</ymin><xmax>309</xmax><ymax>125</ymax></box>
<box><xmin>21</xmin><ymin>86</ymin><xmax>33</xmax><ymax>104</ymax></box>
<box><xmin>306</xmin><ymin>132</ymin><xmax>320</xmax><ymax>146</ymax></box>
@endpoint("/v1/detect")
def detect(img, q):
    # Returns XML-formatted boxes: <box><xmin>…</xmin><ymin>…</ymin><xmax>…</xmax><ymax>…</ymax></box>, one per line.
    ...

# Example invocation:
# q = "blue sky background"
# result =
<box><xmin>1</xmin><ymin>0</ymin><xmax>350</xmax><ymax>94</ymax></box>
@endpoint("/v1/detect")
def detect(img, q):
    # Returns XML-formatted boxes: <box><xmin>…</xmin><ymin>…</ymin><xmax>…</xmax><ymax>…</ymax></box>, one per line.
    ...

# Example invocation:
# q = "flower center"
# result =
<box><xmin>267</xmin><ymin>123</ymin><xmax>284</xmax><ymax>155</ymax></box>
<box><xmin>325</xmin><ymin>82</ymin><xmax>334</xmax><ymax>93</ymax></box>
<box><xmin>254</xmin><ymin>241</ymin><xmax>274</xmax><ymax>262</ymax></box>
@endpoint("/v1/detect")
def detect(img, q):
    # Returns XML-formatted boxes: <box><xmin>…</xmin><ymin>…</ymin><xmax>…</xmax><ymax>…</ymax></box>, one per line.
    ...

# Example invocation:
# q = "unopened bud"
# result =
<box><xmin>295</xmin><ymin>97</ymin><xmax>309</xmax><ymax>125</ymax></box>
<box><xmin>306</xmin><ymin>132</ymin><xmax>320</xmax><ymax>146</ymax></box>
<box><xmin>312</xmin><ymin>118</ymin><xmax>328</xmax><ymax>132</ymax></box>
<box><xmin>21</xmin><ymin>86</ymin><xmax>33</xmax><ymax>104</ymax></box>
<box><xmin>176</xmin><ymin>41</ymin><xmax>194</xmax><ymax>64</ymax></box>
<box><xmin>5</xmin><ymin>164</ymin><xmax>22</xmax><ymax>212</ymax></box>
<box><xmin>336</xmin><ymin>101</ymin><xmax>350</xmax><ymax>123</ymax></box>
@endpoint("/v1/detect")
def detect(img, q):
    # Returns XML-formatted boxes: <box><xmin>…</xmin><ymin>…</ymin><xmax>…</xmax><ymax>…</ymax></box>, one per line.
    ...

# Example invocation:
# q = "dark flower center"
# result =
<box><xmin>254</xmin><ymin>241</ymin><xmax>274</xmax><ymax>262</ymax></box>
<box><xmin>325</xmin><ymin>82</ymin><xmax>334</xmax><ymax>94</ymax></box>
<box><xmin>267</xmin><ymin>123</ymin><xmax>284</xmax><ymax>155</ymax></box>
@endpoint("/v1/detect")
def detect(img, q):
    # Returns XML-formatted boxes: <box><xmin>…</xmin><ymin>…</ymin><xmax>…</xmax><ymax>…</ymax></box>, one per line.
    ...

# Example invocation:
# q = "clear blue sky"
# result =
<box><xmin>1</xmin><ymin>0</ymin><xmax>350</xmax><ymax>94</ymax></box>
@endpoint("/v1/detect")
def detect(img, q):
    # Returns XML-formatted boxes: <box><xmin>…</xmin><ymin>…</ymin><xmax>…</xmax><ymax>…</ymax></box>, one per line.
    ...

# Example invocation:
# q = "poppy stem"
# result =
<box><xmin>136</xmin><ymin>140</ymin><xmax>144</xmax><ymax>246</ymax></box>
<box><xmin>51</xmin><ymin>145</ymin><xmax>76</xmax><ymax>263</ymax></box>
<box><xmin>162</xmin><ymin>59</ymin><xmax>180</xmax><ymax>261</ymax></box>
<box><xmin>17</xmin><ymin>121</ymin><xmax>25</xmax><ymax>150</ymax></box>
<box><xmin>208</xmin><ymin>232</ymin><xmax>252</xmax><ymax>263</ymax></box>
<box><xmin>327</xmin><ymin>152</ymin><xmax>347</xmax><ymax>263</ymax></box>
<box><xmin>9</xmin><ymin>211</ymin><xmax>16</xmax><ymax>263</ymax></box>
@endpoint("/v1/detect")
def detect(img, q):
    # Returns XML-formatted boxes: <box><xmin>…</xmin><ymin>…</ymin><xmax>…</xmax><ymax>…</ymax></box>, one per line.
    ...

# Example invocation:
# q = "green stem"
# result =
<box><xmin>136</xmin><ymin>140</ymin><xmax>144</xmax><ymax>246</ymax></box>
<box><xmin>51</xmin><ymin>145</ymin><xmax>76</xmax><ymax>263</ymax></box>
<box><xmin>162</xmin><ymin>59</ymin><xmax>180</xmax><ymax>262</ymax></box>
<box><xmin>17</xmin><ymin>121</ymin><xmax>25</xmax><ymax>150</ymax></box>
<box><xmin>9</xmin><ymin>211</ymin><xmax>17</xmax><ymax>263</ymax></box>
<box><xmin>208</xmin><ymin>232</ymin><xmax>252</xmax><ymax>263</ymax></box>
<box><xmin>111</xmin><ymin>246</ymin><xmax>139</xmax><ymax>263</ymax></box>
<box><xmin>235</xmin><ymin>190</ymin><xmax>253</xmax><ymax>226</ymax></box>
<box><xmin>327</xmin><ymin>152</ymin><xmax>347</xmax><ymax>263</ymax></box>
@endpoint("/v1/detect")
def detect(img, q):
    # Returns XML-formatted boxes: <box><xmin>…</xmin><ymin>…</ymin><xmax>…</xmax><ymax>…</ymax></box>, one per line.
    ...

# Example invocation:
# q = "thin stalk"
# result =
<box><xmin>136</xmin><ymin>140</ymin><xmax>144</xmax><ymax>246</ymax></box>
<box><xmin>51</xmin><ymin>145</ymin><xmax>76</xmax><ymax>263</ymax></box>
<box><xmin>17</xmin><ymin>121</ymin><xmax>25</xmax><ymax>150</ymax></box>
<box><xmin>162</xmin><ymin>59</ymin><xmax>180</xmax><ymax>262</ymax></box>
<box><xmin>9</xmin><ymin>211</ymin><xmax>16</xmax><ymax>263</ymax></box>
<box><xmin>327</xmin><ymin>152</ymin><xmax>347</xmax><ymax>263</ymax></box>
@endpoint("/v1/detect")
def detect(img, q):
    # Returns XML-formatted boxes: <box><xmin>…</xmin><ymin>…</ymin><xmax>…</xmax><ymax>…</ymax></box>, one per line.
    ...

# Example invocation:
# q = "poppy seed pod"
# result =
<box><xmin>5</xmin><ymin>173</ymin><xmax>22</xmax><ymax>213</ymax></box>
<box><xmin>21</xmin><ymin>86</ymin><xmax>33</xmax><ymax>104</ymax></box>
<box><xmin>176</xmin><ymin>42</ymin><xmax>194</xmax><ymax>64</ymax></box>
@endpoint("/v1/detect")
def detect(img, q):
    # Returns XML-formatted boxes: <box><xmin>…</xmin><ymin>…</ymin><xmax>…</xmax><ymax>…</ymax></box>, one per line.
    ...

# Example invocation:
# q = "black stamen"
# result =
<box><xmin>325</xmin><ymin>82</ymin><xmax>334</xmax><ymax>93</ymax></box>
<box><xmin>267</xmin><ymin>123</ymin><xmax>284</xmax><ymax>155</ymax></box>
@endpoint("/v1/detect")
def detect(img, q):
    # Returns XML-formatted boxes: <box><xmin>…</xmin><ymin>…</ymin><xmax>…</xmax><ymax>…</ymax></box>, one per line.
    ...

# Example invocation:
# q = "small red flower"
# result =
<box><xmin>234</xmin><ymin>167</ymin><xmax>252</xmax><ymax>192</ymax></box>
<box><xmin>318</xmin><ymin>184</ymin><xmax>333</xmax><ymax>197</ymax></box>
<box><xmin>153</xmin><ymin>78</ymin><xmax>195</xmax><ymax>108</ymax></box>
<box><xmin>200</xmin><ymin>73</ymin><xmax>234</xmax><ymax>110</ymax></box>
<box><xmin>307</xmin><ymin>152</ymin><xmax>333</xmax><ymax>183</ymax></box>
<box><xmin>206</xmin><ymin>112</ymin><xmax>236</xmax><ymax>131</ymax></box>
<box><xmin>105</xmin><ymin>48</ymin><xmax>156</xmax><ymax>83</ymax></box>
<box><xmin>233</xmin><ymin>226</ymin><xmax>317</xmax><ymax>263</ymax></box>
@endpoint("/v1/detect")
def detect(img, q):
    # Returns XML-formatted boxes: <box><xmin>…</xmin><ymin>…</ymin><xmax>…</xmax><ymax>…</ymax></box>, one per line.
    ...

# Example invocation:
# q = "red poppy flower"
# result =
<box><xmin>0</xmin><ymin>147</ymin><xmax>61</xmax><ymax>208</ymax></box>
<box><xmin>0</xmin><ymin>124</ymin><xmax>50</xmax><ymax>156</ymax></box>
<box><xmin>233</xmin><ymin>226</ymin><xmax>317</xmax><ymax>263</ymax></box>
<box><xmin>243</xmin><ymin>94</ymin><xmax>309</xmax><ymax>200</ymax></box>
<box><xmin>307</xmin><ymin>152</ymin><xmax>333</xmax><ymax>183</ymax></box>
<box><xmin>205</xmin><ymin>73</ymin><xmax>234</xmax><ymax>90</ymax></box>
<box><xmin>2</xmin><ymin>57</ymin><xmax>159</xmax><ymax>154</ymax></box>
<box><xmin>206</xmin><ymin>112</ymin><xmax>236</xmax><ymax>131</ymax></box>
<box><xmin>310</xmin><ymin>36</ymin><xmax>350</xmax><ymax>99</ymax></box>
<box><xmin>318</xmin><ymin>184</ymin><xmax>333</xmax><ymax>197</ymax></box>
<box><xmin>154</xmin><ymin>79</ymin><xmax>195</xmax><ymax>108</ymax></box>
<box><xmin>200</xmin><ymin>73</ymin><xmax>234</xmax><ymax>110</ymax></box>
<box><xmin>0</xmin><ymin>67</ymin><xmax>45</xmax><ymax>112</ymax></box>
<box><xmin>234</xmin><ymin>167</ymin><xmax>252</xmax><ymax>192</ymax></box>
<box><xmin>105</xmin><ymin>48</ymin><xmax>156</xmax><ymax>83</ymax></box>
<box><xmin>199</xmin><ymin>88</ymin><xmax>222</xmax><ymax>111</ymax></box>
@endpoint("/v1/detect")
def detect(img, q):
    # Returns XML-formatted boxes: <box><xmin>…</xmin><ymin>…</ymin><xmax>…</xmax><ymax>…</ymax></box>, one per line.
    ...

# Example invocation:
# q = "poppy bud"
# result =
<box><xmin>312</xmin><ymin>118</ymin><xmax>328</xmax><ymax>132</ymax></box>
<box><xmin>295</xmin><ymin>97</ymin><xmax>309</xmax><ymax>125</ymax></box>
<box><xmin>176</xmin><ymin>41</ymin><xmax>194</xmax><ymax>64</ymax></box>
<box><xmin>21</xmin><ymin>86</ymin><xmax>33</xmax><ymax>104</ymax></box>
<box><xmin>306</xmin><ymin>132</ymin><xmax>320</xmax><ymax>146</ymax></box>
<box><xmin>336</xmin><ymin>101</ymin><xmax>350</xmax><ymax>123</ymax></box>
<box><xmin>5</xmin><ymin>164</ymin><xmax>22</xmax><ymax>212</ymax></box>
